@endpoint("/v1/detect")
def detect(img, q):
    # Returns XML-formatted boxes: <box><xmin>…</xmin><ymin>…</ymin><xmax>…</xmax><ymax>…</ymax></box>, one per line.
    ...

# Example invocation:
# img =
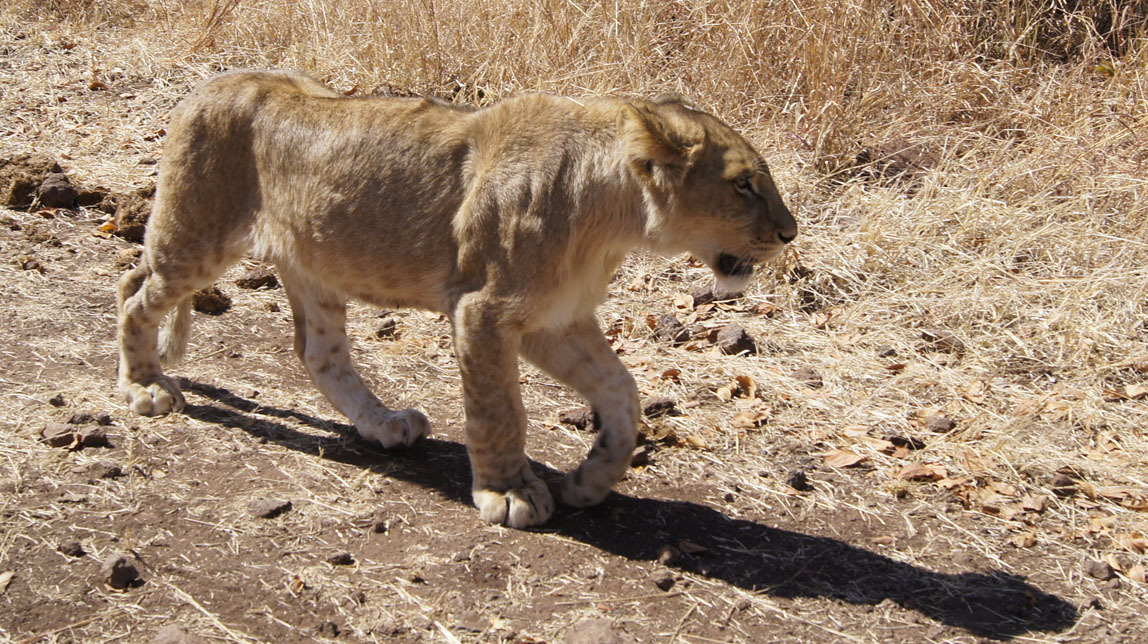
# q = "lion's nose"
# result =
<box><xmin>779</xmin><ymin>230</ymin><xmax>796</xmax><ymax>244</ymax></box>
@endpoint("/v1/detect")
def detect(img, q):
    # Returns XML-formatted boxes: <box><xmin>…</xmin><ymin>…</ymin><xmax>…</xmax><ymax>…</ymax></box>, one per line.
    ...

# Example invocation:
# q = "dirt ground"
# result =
<box><xmin>1</xmin><ymin>20</ymin><xmax>1145</xmax><ymax>644</ymax></box>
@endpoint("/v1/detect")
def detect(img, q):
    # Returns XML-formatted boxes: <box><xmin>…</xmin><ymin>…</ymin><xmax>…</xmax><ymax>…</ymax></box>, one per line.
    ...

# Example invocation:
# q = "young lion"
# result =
<box><xmin>117</xmin><ymin>70</ymin><xmax>797</xmax><ymax>528</ymax></box>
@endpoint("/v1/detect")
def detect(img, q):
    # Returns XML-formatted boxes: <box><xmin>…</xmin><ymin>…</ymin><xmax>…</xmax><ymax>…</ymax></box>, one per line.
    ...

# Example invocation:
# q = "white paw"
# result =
<box><xmin>560</xmin><ymin>463</ymin><xmax>615</xmax><ymax>508</ymax></box>
<box><xmin>357</xmin><ymin>408</ymin><xmax>431</xmax><ymax>448</ymax></box>
<box><xmin>473</xmin><ymin>479</ymin><xmax>554</xmax><ymax>528</ymax></box>
<box><xmin>122</xmin><ymin>376</ymin><xmax>185</xmax><ymax>416</ymax></box>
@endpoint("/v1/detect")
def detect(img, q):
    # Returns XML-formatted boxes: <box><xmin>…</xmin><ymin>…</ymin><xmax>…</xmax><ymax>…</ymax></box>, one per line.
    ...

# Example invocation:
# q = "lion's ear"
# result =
<box><xmin>618</xmin><ymin>103</ymin><xmax>703</xmax><ymax>189</ymax></box>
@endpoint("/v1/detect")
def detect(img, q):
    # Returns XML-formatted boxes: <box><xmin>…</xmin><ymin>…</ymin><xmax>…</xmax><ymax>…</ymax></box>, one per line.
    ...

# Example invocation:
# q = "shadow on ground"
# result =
<box><xmin>182</xmin><ymin>380</ymin><xmax>1078</xmax><ymax>640</ymax></box>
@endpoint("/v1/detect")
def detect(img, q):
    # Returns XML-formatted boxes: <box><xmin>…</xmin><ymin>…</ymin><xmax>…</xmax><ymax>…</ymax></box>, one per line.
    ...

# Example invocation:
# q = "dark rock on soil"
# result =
<box><xmin>326</xmin><ymin>552</ymin><xmax>355</xmax><ymax>566</ymax></box>
<box><xmin>924</xmin><ymin>414</ymin><xmax>956</xmax><ymax>433</ymax></box>
<box><xmin>248</xmin><ymin>498</ymin><xmax>292</xmax><ymax>519</ymax></box>
<box><xmin>1084</xmin><ymin>559</ymin><xmax>1116</xmax><ymax>581</ymax></box>
<box><xmin>373</xmin><ymin>316</ymin><xmax>398</xmax><ymax>339</ymax></box>
<box><xmin>691</xmin><ymin>281</ymin><xmax>743</xmax><ymax>306</ymax></box>
<box><xmin>58</xmin><ymin>540</ymin><xmax>85</xmax><ymax>557</ymax></box>
<box><xmin>100</xmin><ymin>551</ymin><xmax>141</xmax><ymax>589</ymax></box>
<box><xmin>192</xmin><ymin>286</ymin><xmax>231</xmax><ymax>315</ymax></box>
<box><xmin>642</xmin><ymin>396</ymin><xmax>677</xmax><ymax>418</ymax></box>
<box><xmin>791</xmin><ymin>366</ymin><xmax>823</xmax><ymax>388</ymax></box>
<box><xmin>716</xmin><ymin>324</ymin><xmax>756</xmax><ymax>355</ymax></box>
<box><xmin>653</xmin><ymin>313</ymin><xmax>689</xmax><ymax>345</ymax></box>
<box><xmin>785</xmin><ymin>469</ymin><xmax>812</xmax><ymax>491</ymax></box>
<box><xmin>37</xmin><ymin>172</ymin><xmax>77</xmax><ymax>208</ymax></box>
<box><xmin>650</xmin><ymin>569</ymin><xmax>676</xmax><ymax>591</ymax></box>
<box><xmin>235</xmin><ymin>267</ymin><xmax>278</xmax><ymax>290</ymax></box>
<box><xmin>559</xmin><ymin>407</ymin><xmax>597</xmax><ymax>431</ymax></box>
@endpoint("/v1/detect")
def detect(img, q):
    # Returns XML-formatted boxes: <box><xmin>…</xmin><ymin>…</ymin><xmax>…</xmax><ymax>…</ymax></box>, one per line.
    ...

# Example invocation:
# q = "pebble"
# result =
<box><xmin>326</xmin><ymin>552</ymin><xmax>355</xmax><ymax>566</ymax></box>
<box><xmin>715</xmin><ymin>324</ymin><xmax>756</xmax><ymax>355</ymax></box>
<box><xmin>1084</xmin><ymin>559</ymin><xmax>1116</xmax><ymax>581</ymax></box>
<box><xmin>234</xmin><ymin>267</ymin><xmax>279</xmax><ymax>290</ymax></box>
<box><xmin>100</xmin><ymin>551</ymin><xmax>140</xmax><ymax>590</ymax></box>
<box><xmin>785</xmin><ymin>469</ymin><xmax>812</xmax><ymax>491</ymax></box>
<box><xmin>924</xmin><ymin>414</ymin><xmax>956</xmax><ymax>433</ymax></box>
<box><xmin>37</xmin><ymin>172</ymin><xmax>77</xmax><ymax>208</ymax></box>
<box><xmin>790</xmin><ymin>366</ymin><xmax>823</xmax><ymax>388</ymax></box>
<box><xmin>58</xmin><ymin>540</ymin><xmax>85</xmax><ymax>557</ymax></box>
<box><xmin>373</xmin><ymin>316</ymin><xmax>398</xmax><ymax>339</ymax></box>
<box><xmin>192</xmin><ymin>286</ymin><xmax>231</xmax><ymax>315</ymax></box>
<box><xmin>564</xmin><ymin>618</ymin><xmax>633</xmax><ymax>644</ymax></box>
<box><xmin>642</xmin><ymin>396</ymin><xmax>676</xmax><ymax>418</ymax></box>
<box><xmin>247</xmin><ymin>498</ymin><xmax>292</xmax><ymax>519</ymax></box>
<box><xmin>653</xmin><ymin>313</ymin><xmax>689</xmax><ymax>345</ymax></box>
<box><xmin>650</xmin><ymin>569</ymin><xmax>676</xmax><ymax>591</ymax></box>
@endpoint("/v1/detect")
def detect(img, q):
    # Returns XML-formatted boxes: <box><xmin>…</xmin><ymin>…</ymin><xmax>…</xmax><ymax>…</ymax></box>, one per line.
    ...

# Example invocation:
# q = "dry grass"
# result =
<box><xmin>1</xmin><ymin>1</ymin><xmax>1147</xmax><ymax>642</ymax></box>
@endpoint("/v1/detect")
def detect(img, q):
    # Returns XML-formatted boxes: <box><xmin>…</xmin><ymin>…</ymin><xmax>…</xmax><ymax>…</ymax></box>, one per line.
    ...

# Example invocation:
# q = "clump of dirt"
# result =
<box><xmin>192</xmin><ymin>286</ymin><xmax>231</xmax><ymax>315</ymax></box>
<box><xmin>1</xmin><ymin>154</ymin><xmax>62</xmax><ymax>208</ymax></box>
<box><xmin>112</xmin><ymin>184</ymin><xmax>155</xmax><ymax>243</ymax></box>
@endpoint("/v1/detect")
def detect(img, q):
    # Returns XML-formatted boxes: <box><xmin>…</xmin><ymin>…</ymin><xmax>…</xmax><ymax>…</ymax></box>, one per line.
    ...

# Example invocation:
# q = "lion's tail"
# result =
<box><xmin>158</xmin><ymin>297</ymin><xmax>192</xmax><ymax>366</ymax></box>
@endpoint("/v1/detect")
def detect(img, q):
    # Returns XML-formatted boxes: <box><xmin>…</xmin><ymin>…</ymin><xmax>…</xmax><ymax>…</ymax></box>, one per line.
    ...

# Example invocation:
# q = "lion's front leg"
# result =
<box><xmin>521</xmin><ymin>316</ymin><xmax>640</xmax><ymax>508</ymax></box>
<box><xmin>453</xmin><ymin>295</ymin><xmax>554</xmax><ymax>528</ymax></box>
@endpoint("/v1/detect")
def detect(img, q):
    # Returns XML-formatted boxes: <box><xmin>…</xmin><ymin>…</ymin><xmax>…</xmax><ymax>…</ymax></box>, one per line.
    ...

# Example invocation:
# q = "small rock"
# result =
<box><xmin>49</xmin><ymin>393</ymin><xmax>66</xmax><ymax>407</ymax></box>
<box><xmin>629</xmin><ymin>445</ymin><xmax>651</xmax><ymax>468</ymax></box>
<box><xmin>37</xmin><ymin>172</ymin><xmax>77</xmax><ymax>208</ymax></box>
<box><xmin>100</xmin><ymin>551</ymin><xmax>141</xmax><ymax>589</ymax></box>
<box><xmin>265</xmin><ymin>301</ymin><xmax>280</xmax><ymax>312</ymax></box>
<box><xmin>192</xmin><ymin>286</ymin><xmax>231</xmax><ymax>315</ymax></box>
<box><xmin>655</xmin><ymin>544</ymin><xmax>681</xmax><ymax>566</ymax></box>
<box><xmin>716</xmin><ymin>324</ymin><xmax>756</xmax><ymax>355</ymax></box>
<box><xmin>920</xmin><ymin>329</ymin><xmax>965</xmax><ymax>354</ymax></box>
<box><xmin>248</xmin><ymin>498</ymin><xmax>292</xmax><ymax>519</ymax></box>
<box><xmin>1050</xmin><ymin>473</ymin><xmax>1077</xmax><ymax>497</ymax></box>
<box><xmin>924</xmin><ymin>414</ymin><xmax>956</xmax><ymax>433</ymax></box>
<box><xmin>150</xmin><ymin>625</ymin><xmax>206</xmax><ymax>644</ymax></box>
<box><xmin>41</xmin><ymin>422</ymin><xmax>76</xmax><ymax>447</ymax></box>
<box><xmin>876</xmin><ymin>345</ymin><xmax>898</xmax><ymax>358</ymax></box>
<box><xmin>326</xmin><ymin>552</ymin><xmax>355</xmax><ymax>566</ymax></box>
<box><xmin>77</xmin><ymin>426</ymin><xmax>110</xmax><ymax>448</ymax></box>
<box><xmin>559</xmin><ymin>407</ymin><xmax>596</xmax><ymax>431</ymax></box>
<box><xmin>885</xmin><ymin>433</ymin><xmax>926</xmax><ymax>450</ymax></box>
<box><xmin>316</xmin><ymin>621</ymin><xmax>340</xmax><ymax>637</ymax></box>
<box><xmin>691</xmin><ymin>282</ymin><xmax>743</xmax><ymax>307</ymax></box>
<box><xmin>1084</xmin><ymin>559</ymin><xmax>1116</xmax><ymax>581</ymax></box>
<box><xmin>88</xmin><ymin>462</ymin><xmax>124</xmax><ymax>479</ymax></box>
<box><xmin>785</xmin><ymin>469</ymin><xmax>812</xmax><ymax>491</ymax></box>
<box><xmin>95</xmin><ymin>412</ymin><xmax>113</xmax><ymax>426</ymax></box>
<box><xmin>653</xmin><ymin>313</ymin><xmax>689</xmax><ymax>345</ymax></box>
<box><xmin>642</xmin><ymin>396</ymin><xmax>677</xmax><ymax>418</ymax></box>
<box><xmin>565</xmin><ymin>618</ymin><xmax>633</xmax><ymax>644</ymax></box>
<box><xmin>790</xmin><ymin>366</ymin><xmax>823</xmax><ymax>388</ymax></box>
<box><xmin>650</xmin><ymin>569</ymin><xmax>676</xmax><ymax>591</ymax></box>
<box><xmin>234</xmin><ymin>267</ymin><xmax>278</xmax><ymax>290</ymax></box>
<box><xmin>58</xmin><ymin>540</ymin><xmax>85</xmax><ymax>557</ymax></box>
<box><xmin>373</xmin><ymin>316</ymin><xmax>398</xmax><ymax>339</ymax></box>
<box><xmin>68</xmin><ymin>412</ymin><xmax>93</xmax><ymax>424</ymax></box>
<box><xmin>16</xmin><ymin>255</ymin><xmax>44</xmax><ymax>273</ymax></box>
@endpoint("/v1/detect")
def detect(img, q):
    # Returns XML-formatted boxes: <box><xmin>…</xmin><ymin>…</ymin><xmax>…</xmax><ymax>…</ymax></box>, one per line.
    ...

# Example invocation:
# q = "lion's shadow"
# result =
<box><xmin>181</xmin><ymin>380</ymin><xmax>1077</xmax><ymax>640</ymax></box>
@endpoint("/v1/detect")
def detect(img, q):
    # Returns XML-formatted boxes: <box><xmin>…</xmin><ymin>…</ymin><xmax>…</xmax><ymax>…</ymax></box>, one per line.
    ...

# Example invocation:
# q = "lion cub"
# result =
<box><xmin>117</xmin><ymin>71</ymin><xmax>797</xmax><ymax>528</ymax></box>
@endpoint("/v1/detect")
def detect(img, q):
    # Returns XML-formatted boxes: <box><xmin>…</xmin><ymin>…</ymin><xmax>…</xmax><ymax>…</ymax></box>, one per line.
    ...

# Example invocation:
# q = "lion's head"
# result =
<box><xmin>619</xmin><ymin>96</ymin><xmax>797</xmax><ymax>291</ymax></box>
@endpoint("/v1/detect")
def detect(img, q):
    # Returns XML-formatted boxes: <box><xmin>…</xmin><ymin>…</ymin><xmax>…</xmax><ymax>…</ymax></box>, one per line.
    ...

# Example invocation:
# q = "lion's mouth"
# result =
<box><xmin>716</xmin><ymin>253</ymin><xmax>755</xmax><ymax>279</ymax></box>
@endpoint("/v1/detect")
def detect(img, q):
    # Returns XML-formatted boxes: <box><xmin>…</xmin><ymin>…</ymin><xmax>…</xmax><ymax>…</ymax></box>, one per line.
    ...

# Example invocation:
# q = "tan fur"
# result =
<box><xmin>117</xmin><ymin>70</ymin><xmax>798</xmax><ymax>528</ymax></box>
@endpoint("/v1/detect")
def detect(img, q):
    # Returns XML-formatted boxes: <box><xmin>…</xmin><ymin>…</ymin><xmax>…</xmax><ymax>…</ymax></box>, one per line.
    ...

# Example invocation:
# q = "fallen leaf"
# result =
<box><xmin>660</xmin><ymin>368</ymin><xmax>681</xmax><ymax>382</ymax></box>
<box><xmin>823</xmin><ymin>449</ymin><xmax>866</xmax><ymax>468</ymax></box>
<box><xmin>1114</xmin><ymin>532</ymin><xmax>1148</xmax><ymax>554</ymax></box>
<box><xmin>672</xmin><ymin>293</ymin><xmax>694</xmax><ymax>309</ymax></box>
<box><xmin>1128</xmin><ymin>565</ymin><xmax>1146</xmax><ymax>584</ymax></box>
<box><xmin>842</xmin><ymin>425</ymin><xmax>869</xmax><ymax>438</ymax></box>
<box><xmin>870</xmin><ymin>535</ymin><xmax>894</xmax><ymax>545</ymax></box>
<box><xmin>0</xmin><ymin>570</ymin><xmax>12</xmax><ymax>594</ymax></box>
<box><xmin>731</xmin><ymin>408</ymin><xmax>771</xmax><ymax>429</ymax></box>
<box><xmin>1007</xmin><ymin>532</ymin><xmax>1037</xmax><ymax>548</ymax></box>
<box><xmin>896</xmin><ymin>463</ymin><xmax>947</xmax><ymax>482</ymax></box>
<box><xmin>963</xmin><ymin>379</ymin><xmax>988</xmax><ymax>404</ymax></box>
<box><xmin>734</xmin><ymin>375</ymin><xmax>757</xmax><ymax>399</ymax></box>
<box><xmin>1088</xmin><ymin>514</ymin><xmax>1117</xmax><ymax>534</ymax></box>
<box><xmin>1128</xmin><ymin>383</ymin><xmax>1148</xmax><ymax>399</ymax></box>
<box><xmin>684</xmin><ymin>434</ymin><xmax>708</xmax><ymax>449</ymax></box>
<box><xmin>1021</xmin><ymin>494</ymin><xmax>1048</xmax><ymax>513</ymax></box>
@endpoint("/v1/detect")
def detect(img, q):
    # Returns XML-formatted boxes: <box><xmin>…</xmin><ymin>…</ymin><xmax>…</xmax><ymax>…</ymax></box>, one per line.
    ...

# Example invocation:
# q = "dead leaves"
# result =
<box><xmin>822</xmin><ymin>449</ymin><xmax>867</xmax><ymax>468</ymax></box>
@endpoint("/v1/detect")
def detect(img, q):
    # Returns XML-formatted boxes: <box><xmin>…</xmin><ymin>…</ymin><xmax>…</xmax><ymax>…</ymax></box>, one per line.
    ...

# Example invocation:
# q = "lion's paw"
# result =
<box><xmin>560</xmin><ymin>464</ymin><xmax>615</xmax><ymax>508</ymax></box>
<box><xmin>121</xmin><ymin>376</ymin><xmax>185</xmax><ymax>416</ymax></box>
<box><xmin>473</xmin><ymin>479</ymin><xmax>554</xmax><ymax>528</ymax></box>
<box><xmin>357</xmin><ymin>408</ymin><xmax>430</xmax><ymax>448</ymax></box>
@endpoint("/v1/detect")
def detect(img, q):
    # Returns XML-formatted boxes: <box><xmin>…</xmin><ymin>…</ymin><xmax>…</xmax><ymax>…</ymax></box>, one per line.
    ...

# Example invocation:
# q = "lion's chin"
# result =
<box><xmin>713</xmin><ymin>252</ymin><xmax>755</xmax><ymax>292</ymax></box>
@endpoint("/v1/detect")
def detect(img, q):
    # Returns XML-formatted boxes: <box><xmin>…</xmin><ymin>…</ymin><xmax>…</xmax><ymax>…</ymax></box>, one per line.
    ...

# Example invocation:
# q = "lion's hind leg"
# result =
<box><xmin>521</xmin><ymin>316</ymin><xmax>640</xmax><ymax>508</ymax></box>
<box><xmin>117</xmin><ymin>257</ymin><xmax>191</xmax><ymax>415</ymax></box>
<box><xmin>280</xmin><ymin>270</ymin><xmax>430</xmax><ymax>448</ymax></box>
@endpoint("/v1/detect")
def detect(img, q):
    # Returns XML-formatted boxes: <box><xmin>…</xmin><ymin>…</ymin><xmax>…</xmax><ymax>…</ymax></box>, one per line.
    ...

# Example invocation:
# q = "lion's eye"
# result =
<box><xmin>733</xmin><ymin>176</ymin><xmax>755</xmax><ymax>196</ymax></box>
